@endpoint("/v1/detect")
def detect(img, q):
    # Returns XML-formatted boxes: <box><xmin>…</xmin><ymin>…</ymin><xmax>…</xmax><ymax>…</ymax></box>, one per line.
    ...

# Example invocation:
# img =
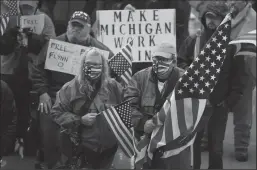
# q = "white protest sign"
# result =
<box><xmin>96</xmin><ymin>9</ymin><xmax>176</xmax><ymax>62</ymax></box>
<box><xmin>20</xmin><ymin>14</ymin><xmax>45</xmax><ymax>35</ymax></box>
<box><xmin>44</xmin><ymin>39</ymin><xmax>110</xmax><ymax>75</ymax></box>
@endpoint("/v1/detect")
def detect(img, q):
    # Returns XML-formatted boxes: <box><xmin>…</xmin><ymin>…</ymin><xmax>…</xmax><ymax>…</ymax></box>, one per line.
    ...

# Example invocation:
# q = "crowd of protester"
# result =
<box><xmin>0</xmin><ymin>0</ymin><xmax>256</xmax><ymax>169</ymax></box>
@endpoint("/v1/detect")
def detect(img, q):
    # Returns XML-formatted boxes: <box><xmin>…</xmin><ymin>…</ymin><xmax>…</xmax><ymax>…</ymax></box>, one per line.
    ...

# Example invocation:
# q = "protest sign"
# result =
<box><xmin>44</xmin><ymin>39</ymin><xmax>109</xmax><ymax>75</ymax></box>
<box><xmin>20</xmin><ymin>14</ymin><xmax>45</xmax><ymax>34</ymax></box>
<box><xmin>96</xmin><ymin>9</ymin><xmax>176</xmax><ymax>62</ymax></box>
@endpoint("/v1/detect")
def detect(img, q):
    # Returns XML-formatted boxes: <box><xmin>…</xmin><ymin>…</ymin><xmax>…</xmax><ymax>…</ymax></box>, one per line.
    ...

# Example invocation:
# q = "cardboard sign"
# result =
<box><xmin>44</xmin><ymin>39</ymin><xmax>109</xmax><ymax>75</ymax></box>
<box><xmin>20</xmin><ymin>14</ymin><xmax>45</xmax><ymax>35</ymax></box>
<box><xmin>96</xmin><ymin>9</ymin><xmax>176</xmax><ymax>62</ymax></box>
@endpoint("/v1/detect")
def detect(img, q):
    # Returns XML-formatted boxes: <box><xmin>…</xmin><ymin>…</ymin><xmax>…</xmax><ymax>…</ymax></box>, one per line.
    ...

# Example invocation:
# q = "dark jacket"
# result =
<box><xmin>0</xmin><ymin>13</ymin><xmax>55</xmax><ymax>76</ymax></box>
<box><xmin>30</xmin><ymin>33</ymin><xmax>114</xmax><ymax>99</ymax></box>
<box><xmin>124</xmin><ymin>67</ymin><xmax>184</xmax><ymax>137</ymax></box>
<box><xmin>177</xmin><ymin>32</ymin><xmax>248</xmax><ymax>109</ymax></box>
<box><xmin>0</xmin><ymin>27</ymin><xmax>19</xmax><ymax>56</ymax></box>
<box><xmin>51</xmin><ymin>77</ymin><xmax>123</xmax><ymax>152</ymax></box>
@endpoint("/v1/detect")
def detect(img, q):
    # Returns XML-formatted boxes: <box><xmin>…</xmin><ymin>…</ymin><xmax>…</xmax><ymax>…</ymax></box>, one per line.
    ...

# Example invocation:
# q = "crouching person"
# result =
<box><xmin>124</xmin><ymin>42</ymin><xmax>190</xmax><ymax>169</ymax></box>
<box><xmin>50</xmin><ymin>48</ymin><xmax>123</xmax><ymax>169</ymax></box>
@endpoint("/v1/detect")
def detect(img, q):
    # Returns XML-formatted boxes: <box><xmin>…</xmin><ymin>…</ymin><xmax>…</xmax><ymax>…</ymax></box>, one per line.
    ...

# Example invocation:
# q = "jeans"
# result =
<box><xmin>1</xmin><ymin>74</ymin><xmax>30</xmax><ymax>139</ymax></box>
<box><xmin>193</xmin><ymin>105</ymin><xmax>229</xmax><ymax>169</ymax></box>
<box><xmin>233</xmin><ymin>80</ymin><xmax>256</xmax><ymax>154</ymax></box>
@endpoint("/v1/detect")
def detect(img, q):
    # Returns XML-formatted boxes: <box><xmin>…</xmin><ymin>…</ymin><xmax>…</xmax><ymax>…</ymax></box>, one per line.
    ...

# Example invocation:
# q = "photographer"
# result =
<box><xmin>0</xmin><ymin>0</ymin><xmax>55</xmax><ymax>160</ymax></box>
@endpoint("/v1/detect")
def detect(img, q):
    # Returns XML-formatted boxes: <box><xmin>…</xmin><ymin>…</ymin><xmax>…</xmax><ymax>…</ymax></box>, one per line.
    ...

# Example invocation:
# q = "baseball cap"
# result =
<box><xmin>19</xmin><ymin>0</ymin><xmax>38</xmax><ymax>8</ymax></box>
<box><xmin>152</xmin><ymin>42</ymin><xmax>176</xmax><ymax>59</ymax></box>
<box><xmin>70</xmin><ymin>11</ymin><xmax>91</xmax><ymax>26</ymax></box>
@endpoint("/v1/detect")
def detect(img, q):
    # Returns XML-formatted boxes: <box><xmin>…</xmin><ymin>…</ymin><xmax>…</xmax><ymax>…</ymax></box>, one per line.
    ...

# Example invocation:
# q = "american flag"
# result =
<box><xmin>0</xmin><ymin>0</ymin><xmax>18</xmax><ymax>35</ymax></box>
<box><xmin>101</xmin><ymin>99</ymin><xmax>134</xmax><ymax>158</ymax></box>
<box><xmin>134</xmin><ymin>12</ymin><xmax>233</xmax><ymax>168</ymax></box>
<box><xmin>108</xmin><ymin>40</ymin><xmax>133</xmax><ymax>86</ymax></box>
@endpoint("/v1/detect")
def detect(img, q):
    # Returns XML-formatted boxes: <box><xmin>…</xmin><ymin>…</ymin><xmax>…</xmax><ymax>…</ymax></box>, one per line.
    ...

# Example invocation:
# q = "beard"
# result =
<box><xmin>66</xmin><ymin>29</ymin><xmax>88</xmax><ymax>44</ymax></box>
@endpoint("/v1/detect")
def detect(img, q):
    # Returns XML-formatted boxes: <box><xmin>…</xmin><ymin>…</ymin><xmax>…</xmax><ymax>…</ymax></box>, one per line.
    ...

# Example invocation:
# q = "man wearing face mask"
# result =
<box><xmin>124</xmin><ymin>43</ymin><xmax>190</xmax><ymax>169</ymax></box>
<box><xmin>50</xmin><ymin>48</ymin><xmax>123</xmax><ymax>169</ymax></box>
<box><xmin>30</xmin><ymin>11</ymin><xmax>114</xmax><ymax>168</ymax></box>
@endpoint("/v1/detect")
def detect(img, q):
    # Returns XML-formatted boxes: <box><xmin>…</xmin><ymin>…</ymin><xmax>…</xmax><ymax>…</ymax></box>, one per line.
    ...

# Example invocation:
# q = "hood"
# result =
<box><xmin>189</xmin><ymin>1</ymin><xmax>256</xmax><ymax>40</ymax></box>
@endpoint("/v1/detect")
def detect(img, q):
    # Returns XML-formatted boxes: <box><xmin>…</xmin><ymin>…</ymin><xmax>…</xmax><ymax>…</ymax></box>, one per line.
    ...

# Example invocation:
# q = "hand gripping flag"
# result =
<box><xmin>134</xmin><ymin>12</ymin><xmax>234</xmax><ymax>169</ymax></box>
<box><xmin>108</xmin><ymin>40</ymin><xmax>133</xmax><ymax>86</ymax></box>
<box><xmin>0</xmin><ymin>0</ymin><xmax>19</xmax><ymax>35</ymax></box>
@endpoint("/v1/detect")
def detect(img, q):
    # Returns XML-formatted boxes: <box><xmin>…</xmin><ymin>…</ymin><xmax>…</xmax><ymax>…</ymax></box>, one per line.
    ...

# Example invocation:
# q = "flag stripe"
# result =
<box><xmin>122</xmin><ymin>45</ymin><xmax>132</xmax><ymax>60</ymax></box>
<box><xmin>102</xmin><ymin>107</ymin><xmax>134</xmax><ymax>157</ymax></box>
<box><xmin>193</xmin><ymin>99</ymin><xmax>206</xmax><ymax>129</ymax></box>
<box><xmin>234</xmin><ymin>51</ymin><xmax>256</xmax><ymax>57</ymax></box>
<box><xmin>162</xmin><ymin>135</ymin><xmax>196</xmax><ymax>158</ymax></box>
<box><xmin>230</xmin><ymin>40</ymin><xmax>256</xmax><ymax>46</ymax></box>
<box><xmin>170</xmin><ymin>92</ymin><xmax>180</xmax><ymax>139</ymax></box>
<box><xmin>176</xmin><ymin>99</ymin><xmax>187</xmax><ymax>134</ymax></box>
<box><xmin>0</xmin><ymin>16</ymin><xmax>9</xmax><ymax>35</ymax></box>
<box><xmin>109</xmin><ymin>107</ymin><xmax>134</xmax><ymax>146</ymax></box>
<box><xmin>183</xmin><ymin>98</ymin><xmax>194</xmax><ymax>130</ymax></box>
<box><xmin>121</xmin><ymin>50</ymin><xmax>132</xmax><ymax>65</ymax></box>
<box><xmin>191</xmin><ymin>98</ymin><xmax>200</xmax><ymax>125</ymax></box>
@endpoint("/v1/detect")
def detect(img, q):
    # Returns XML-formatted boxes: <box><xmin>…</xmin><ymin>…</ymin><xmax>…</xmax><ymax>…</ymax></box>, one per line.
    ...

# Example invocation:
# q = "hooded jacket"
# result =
<box><xmin>178</xmin><ymin>2</ymin><xmax>255</xmax><ymax>108</ymax></box>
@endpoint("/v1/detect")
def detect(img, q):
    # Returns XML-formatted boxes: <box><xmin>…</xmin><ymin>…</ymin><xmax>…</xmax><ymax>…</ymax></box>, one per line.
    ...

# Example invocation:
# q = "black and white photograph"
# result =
<box><xmin>0</xmin><ymin>0</ymin><xmax>256</xmax><ymax>169</ymax></box>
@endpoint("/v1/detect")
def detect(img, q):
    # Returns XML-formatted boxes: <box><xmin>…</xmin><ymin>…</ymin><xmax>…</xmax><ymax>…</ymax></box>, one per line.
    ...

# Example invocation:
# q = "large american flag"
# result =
<box><xmin>108</xmin><ymin>40</ymin><xmax>133</xmax><ymax>86</ymax></box>
<box><xmin>101</xmin><ymin>99</ymin><xmax>134</xmax><ymax>158</ymax></box>
<box><xmin>134</xmin><ymin>12</ymin><xmax>233</xmax><ymax>168</ymax></box>
<box><xmin>0</xmin><ymin>0</ymin><xmax>18</xmax><ymax>35</ymax></box>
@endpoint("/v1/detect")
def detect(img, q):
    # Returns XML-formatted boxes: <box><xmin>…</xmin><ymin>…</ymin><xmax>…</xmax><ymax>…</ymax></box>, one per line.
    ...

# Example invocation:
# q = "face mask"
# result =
<box><xmin>83</xmin><ymin>65</ymin><xmax>102</xmax><ymax>81</ymax></box>
<box><xmin>153</xmin><ymin>60</ymin><xmax>174</xmax><ymax>80</ymax></box>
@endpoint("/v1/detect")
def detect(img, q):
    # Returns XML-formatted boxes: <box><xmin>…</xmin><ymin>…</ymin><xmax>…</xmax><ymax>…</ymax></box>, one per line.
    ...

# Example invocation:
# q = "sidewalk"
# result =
<box><xmin>2</xmin><ymin>113</ymin><xmax>256</xmax><ymax>169</ymax></box>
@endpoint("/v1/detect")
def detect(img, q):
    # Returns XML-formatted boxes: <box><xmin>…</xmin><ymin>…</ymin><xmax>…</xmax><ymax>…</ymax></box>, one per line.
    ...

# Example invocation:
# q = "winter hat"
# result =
<box><xmin>204</xmin><ymin>1</ymin><xmax>229</xmax><ymax>18</ymax></box>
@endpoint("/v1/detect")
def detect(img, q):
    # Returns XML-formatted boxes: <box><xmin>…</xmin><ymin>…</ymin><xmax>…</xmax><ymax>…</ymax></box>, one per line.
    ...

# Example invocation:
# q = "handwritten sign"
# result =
<box><xmin>20</xmin><ymin>14</ymin><xmax>45</xmax><ymax>35</ymax></box>
<box><xmin>44</xmin><ymin>39</ymin><xmax>110</xmax><ymax>75</ymax></box>
<box><xmin>96</xmin><ymin>9</ymin><xmax>176</xmax><ymax>62</ymax></box>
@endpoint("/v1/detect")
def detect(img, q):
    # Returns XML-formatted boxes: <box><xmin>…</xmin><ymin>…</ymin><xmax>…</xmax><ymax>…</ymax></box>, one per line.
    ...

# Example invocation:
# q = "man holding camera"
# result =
<box><xmin>0</xmin><ymin>0</ymin><xmax>55</xmax><ymax>159</ymax></box>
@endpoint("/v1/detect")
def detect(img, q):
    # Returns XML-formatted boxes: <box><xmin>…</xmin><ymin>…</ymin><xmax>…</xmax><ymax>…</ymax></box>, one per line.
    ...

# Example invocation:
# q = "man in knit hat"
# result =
<box><xmin>178</xmin><ymin>1</ymin><xmax>250</xmax><ymax>169</ymax></box>
<box><xmin>124</xmin><ymin>42</ymin><xmax>189</xmax><ymax>169</ymax></box>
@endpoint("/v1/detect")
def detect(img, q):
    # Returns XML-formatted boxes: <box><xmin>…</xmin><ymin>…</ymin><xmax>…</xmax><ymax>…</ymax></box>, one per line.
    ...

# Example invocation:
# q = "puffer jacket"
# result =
<box><xmin>124</xmin><ymin>67</ymin><xmax>184</xmax><ymax>137</ymax></box>
<box><xmin>30</xmin><ymin>33</ymin><xmax>114</xmax><ymax>99</ymax></box>
<box><xmin>50</xmin><ymin>77</ymin><xmax>123</xmax><ymax>152</ymax></box>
